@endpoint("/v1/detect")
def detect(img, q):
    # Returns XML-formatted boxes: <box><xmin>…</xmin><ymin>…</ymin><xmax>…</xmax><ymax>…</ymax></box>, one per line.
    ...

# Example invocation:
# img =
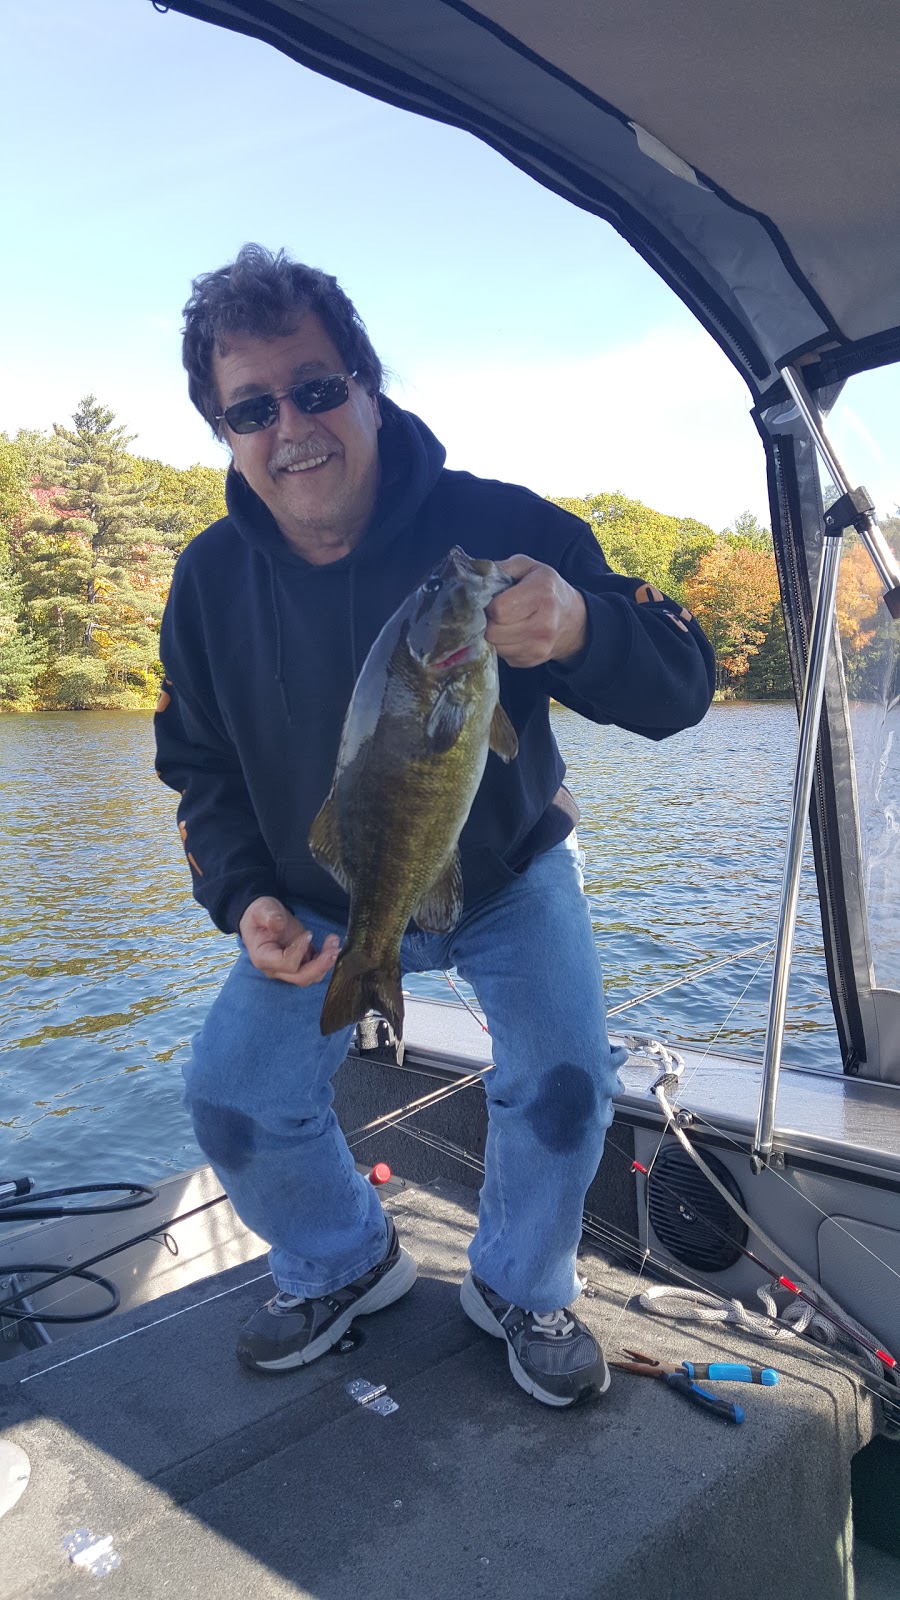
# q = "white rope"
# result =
<box><xmin>637</xmin><ymin>1281</ymin><xmax>841</xmax><ymax>1348</ymax></box>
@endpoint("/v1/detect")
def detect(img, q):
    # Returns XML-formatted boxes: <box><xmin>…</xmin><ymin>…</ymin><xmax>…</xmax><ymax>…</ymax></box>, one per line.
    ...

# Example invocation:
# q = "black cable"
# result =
<box><xmin>0</xmin><ymin>1192</ymin><xmax>227</xmax><ymax>1320</ymax></box>
<box><xmin>0</xmin><ymin>1181</ymin><xmax>156</xmax><ymax>1326</ymax></box>
<box><xmin>0</xmin><ymin>1181</ymin><xmax>157</xmax><ymax>1222</ymax></box>
<box><xmin>2</xmin><ymin>1265</ymin><xmax>119</xmax><ymax>1323</ymax></box>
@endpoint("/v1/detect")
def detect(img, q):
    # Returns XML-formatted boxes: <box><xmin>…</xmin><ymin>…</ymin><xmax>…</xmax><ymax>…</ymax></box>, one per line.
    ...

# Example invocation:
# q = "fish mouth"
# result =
<box><xmin>447</xmin><ymin>547</ymin><xmax>514</xmax><ymax>598</ymax></box>
<box><xmin>429</xmin><ymin>642</ymin><xmax>481</xmax><ymax>672</ymax></box>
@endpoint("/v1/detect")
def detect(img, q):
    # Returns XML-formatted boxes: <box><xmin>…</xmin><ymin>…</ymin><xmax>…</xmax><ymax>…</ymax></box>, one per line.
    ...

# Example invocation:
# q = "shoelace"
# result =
<box><xmin>273</xmin><ymin>1290</ymin><xmax>306</xmax><ymax>1310</ymax></box>
<box><xmin>532</xmin><ymin>1309</ymin><xmax>575</xmax><ymax>1338</ymax></box>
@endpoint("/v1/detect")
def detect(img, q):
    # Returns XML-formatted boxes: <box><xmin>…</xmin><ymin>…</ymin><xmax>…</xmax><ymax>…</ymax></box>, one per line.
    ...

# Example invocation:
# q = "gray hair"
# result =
<box><xmin>181</xmin><ymin>243</ymin><xmax>384</xmax><ymax>433</ymax></box>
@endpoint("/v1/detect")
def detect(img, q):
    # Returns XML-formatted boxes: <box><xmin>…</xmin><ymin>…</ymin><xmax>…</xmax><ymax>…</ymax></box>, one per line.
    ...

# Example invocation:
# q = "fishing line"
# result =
<box><xmin>427</xmin><ymin>935</ymin><xmax>781</xmax><ymax>1337</ymax></box>
<box><xmin>611</xmin><ymin>939</ymin><xmax>900</xmax><ymax>1368</ymax></box>
<box><xmin>398</xmin><ymin>1103</ymin><xmax>899</xmax><ymax>1399</ymax></box>
<box><xmin>653</xmin><ymin>941</ymin><xmax>780</xmax><ymax>1096</ymax></box>
<box><xmin>362</xmin><ymin>938</ymin><xmax>900</xmax><ymax>1362</ymax></box>
<box><xmin>17</xmin><ymin>1269</ymin><xmax>274</xmax><ymax>1385</ymax></box>
<box><xmin>387</xmin><ymin>1120</ymin><xmax>487</xmax><ymax>1178</ymax></box>
<box><xmin>353</xmin><ymin>1055</ymin><xmax>458</xmax><ymax>1084</ymax></box>
<box><xmin>604</xmin><ymin>1129</ymin><xmax>894</xmax><ymax>1369</ymax></box>
<box><xmin>9</xmin><ymin>933</ymin><xmax>896</xmax><ymax>1398</ymax></box>
<box><xmin>390</xmin><ymin>1116</ymin><xmax>724</xmax><ymax>1300</ymax></box>
<box><xmin>13</xmin><ymin>1096</ymin><xmax>892</xmax><ymax>1415</ymax></box>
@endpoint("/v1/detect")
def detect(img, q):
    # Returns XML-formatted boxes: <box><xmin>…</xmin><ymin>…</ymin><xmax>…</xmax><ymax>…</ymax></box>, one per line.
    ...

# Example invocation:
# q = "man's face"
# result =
<box><xmin>213</xmin><ymin>314</ymin><xmax>382</xmax><ymax>561</ymax></box>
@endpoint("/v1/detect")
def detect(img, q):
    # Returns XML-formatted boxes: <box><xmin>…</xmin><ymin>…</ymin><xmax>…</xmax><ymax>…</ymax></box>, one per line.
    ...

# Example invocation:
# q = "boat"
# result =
<box><xmin>1</xmin><ymin>3</ymin><xmax>899</xmax><ymax>1595</ymax></box>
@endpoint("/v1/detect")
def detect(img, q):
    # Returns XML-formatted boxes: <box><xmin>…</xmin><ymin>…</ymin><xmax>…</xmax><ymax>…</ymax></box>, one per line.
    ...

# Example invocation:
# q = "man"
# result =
<box><xmin>155</xmin><ymin>244</ymin><xmax>715</xmax><ymax>1408</ymax></box>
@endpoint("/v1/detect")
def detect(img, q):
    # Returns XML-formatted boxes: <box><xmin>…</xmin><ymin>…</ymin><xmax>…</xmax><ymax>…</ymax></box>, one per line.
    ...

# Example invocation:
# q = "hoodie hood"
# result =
<box><xmin>223</xmin><ymin>397</ymin><xmax>446</xmax><ymax>569</ymax></box>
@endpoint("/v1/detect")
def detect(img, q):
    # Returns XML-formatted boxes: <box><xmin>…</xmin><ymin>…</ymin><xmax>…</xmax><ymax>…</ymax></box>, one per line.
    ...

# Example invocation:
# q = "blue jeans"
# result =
<box><xmin>184</xmin><ymin>835</ymin><xmax>626</xmax><ymax>1314</ymax></box>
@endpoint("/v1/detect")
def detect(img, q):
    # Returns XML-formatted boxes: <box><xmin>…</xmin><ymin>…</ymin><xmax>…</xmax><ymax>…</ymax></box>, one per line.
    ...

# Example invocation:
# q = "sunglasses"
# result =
<box><xmin>216</xmin><ymin>372</ymin><xmax>356</xmax><ymax>435</ymax></box>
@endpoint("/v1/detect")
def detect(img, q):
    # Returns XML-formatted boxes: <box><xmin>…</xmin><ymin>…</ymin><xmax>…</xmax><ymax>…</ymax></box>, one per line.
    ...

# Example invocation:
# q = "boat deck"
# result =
<box><xmin>0</xmin><ymin>1176</ymin><xmax>885</xmax><ymax>1599</ymax></box>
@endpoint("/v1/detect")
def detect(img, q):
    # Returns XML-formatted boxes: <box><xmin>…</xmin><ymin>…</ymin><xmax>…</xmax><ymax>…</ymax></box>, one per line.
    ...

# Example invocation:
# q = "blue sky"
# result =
<box><xmin>2</xmin><ymin>0</ymin><xmax>897</xmax><ymax>531</ymax></box>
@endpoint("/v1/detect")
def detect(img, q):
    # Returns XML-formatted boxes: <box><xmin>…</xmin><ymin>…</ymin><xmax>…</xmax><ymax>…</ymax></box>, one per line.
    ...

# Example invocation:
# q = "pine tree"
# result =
<box><xmin>18</xmin><ymin>397</ymin><xmax>176</xmax><ymax>708</ymax></box>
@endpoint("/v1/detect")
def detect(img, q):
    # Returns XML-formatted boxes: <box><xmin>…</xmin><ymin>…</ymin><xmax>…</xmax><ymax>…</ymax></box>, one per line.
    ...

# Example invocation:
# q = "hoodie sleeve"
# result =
<box><xmin>541</xmin><ymin>516</ymin><xmax>716</xmax><ymax>740</ymax></box>
<box><xmin>154</xmin><ymin>580</ymin><xmax>280</xmax><ymax>935</ymax></box>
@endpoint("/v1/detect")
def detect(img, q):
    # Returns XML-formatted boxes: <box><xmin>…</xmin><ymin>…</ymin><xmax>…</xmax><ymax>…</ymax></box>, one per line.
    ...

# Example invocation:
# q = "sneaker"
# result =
<box><xmin>460</xmin><ymin>1269</ymin><xmax>610</xmax><ymax>1407</ymax></box>
<box><xmin>237</xmin><ymin>1218</ymin><xmax>417</xmax><ymax>1372</ymax></box>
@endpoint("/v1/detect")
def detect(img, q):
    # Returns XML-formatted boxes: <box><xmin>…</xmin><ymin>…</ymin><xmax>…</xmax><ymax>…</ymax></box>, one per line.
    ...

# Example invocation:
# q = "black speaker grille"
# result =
<box><xmin>647</xmin><ymin>1144</ymin><xmax>748</xmax><ymax>1272</ymax></box>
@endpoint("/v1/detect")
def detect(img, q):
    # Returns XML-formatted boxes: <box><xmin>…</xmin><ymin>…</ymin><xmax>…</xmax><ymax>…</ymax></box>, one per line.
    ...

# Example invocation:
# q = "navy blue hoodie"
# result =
<box><xmin>155</xmin><ymin>401</ymin><xmax>715</xmax><ymax>934</ymax></box>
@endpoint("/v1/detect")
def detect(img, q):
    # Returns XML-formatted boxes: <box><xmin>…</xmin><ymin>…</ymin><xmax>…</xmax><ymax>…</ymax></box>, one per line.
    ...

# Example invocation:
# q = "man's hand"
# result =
<box><xmin>486</xmin><ymin>555</ymin><xmax>588</xmax><ymax>668</ymax></box>
<box><xmin>239</xmin><ymin>896</ymin><xmax>340</xmax><ymax>986</ymax></box>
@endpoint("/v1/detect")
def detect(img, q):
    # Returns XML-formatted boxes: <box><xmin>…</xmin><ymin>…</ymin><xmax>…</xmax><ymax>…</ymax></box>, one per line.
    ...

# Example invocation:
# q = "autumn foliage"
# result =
<box><xmin>835</xmin><ymin>541</ymin><xmax>883</xmax><ymax>654</ymax></box>
<box><xmin>684</xmin><ymin>544</ymin><xmax>782</xmax><ymax>689</ymax></box>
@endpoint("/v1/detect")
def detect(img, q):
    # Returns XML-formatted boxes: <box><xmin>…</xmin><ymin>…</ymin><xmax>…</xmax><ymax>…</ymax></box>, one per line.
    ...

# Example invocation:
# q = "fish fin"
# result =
<box><xmin>319</xmin><ymin>946</ymin><xmax>404</xmax><ymax>1040</ymax></box>
<box><xmin>426</xmin><ymin>685</ymin><xmax>467</xmax><ymax>753</ymax></box>
<box><xmin>413</xmin><ymin>850</ymin><xmax>463</xmax><ymax>933</ymax></box>
<box><xmin>489</xmin><ymin>702</ymin><xmax>518</xmax><ymax>763</ymax></box>
<box><xmin>308</xmin><ymin>796</ymin><xmax>350</xmax><ymax>892</ymax></box>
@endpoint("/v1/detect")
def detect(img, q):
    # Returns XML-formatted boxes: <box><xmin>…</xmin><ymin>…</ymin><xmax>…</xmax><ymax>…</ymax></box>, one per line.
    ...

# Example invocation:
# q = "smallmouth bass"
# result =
<box><xmin>309</xmin><ymin>547</ymin><xmax>518</xmax><ymax>1038</ymax></box>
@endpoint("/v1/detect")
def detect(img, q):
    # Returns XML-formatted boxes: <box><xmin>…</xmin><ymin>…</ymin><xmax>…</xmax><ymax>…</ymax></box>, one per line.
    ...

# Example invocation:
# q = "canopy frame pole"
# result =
<box><xmin>751</xmin><ymin>365</ymin><xmax>900</xmax><ymax>1171</ymax></box>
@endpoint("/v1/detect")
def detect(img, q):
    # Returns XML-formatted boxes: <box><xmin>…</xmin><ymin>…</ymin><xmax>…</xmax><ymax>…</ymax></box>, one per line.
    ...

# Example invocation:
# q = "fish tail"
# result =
<box><xmin>319</xmin><ymin>944</ymin><xmax>404</xmax><ymax>1039</ymax></box>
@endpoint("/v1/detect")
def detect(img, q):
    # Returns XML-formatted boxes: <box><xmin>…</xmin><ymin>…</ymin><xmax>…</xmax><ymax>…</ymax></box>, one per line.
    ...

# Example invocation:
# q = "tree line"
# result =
<box><xmin>550</xmin><ymin>492</ymin><xmax>898</xmax><ymax>700</ymax></box>
<box><xmin>0</xmin><ymin>398</ymin><xmax>896</xmax><ymax>710</ymax></box>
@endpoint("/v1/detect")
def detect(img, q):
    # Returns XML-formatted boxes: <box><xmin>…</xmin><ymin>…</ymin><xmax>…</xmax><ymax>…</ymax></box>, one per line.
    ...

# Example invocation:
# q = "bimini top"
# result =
<box><xmin>162</xmin><ymin>0</ymin><xmax>900</xmax><ymax>401</ymax></box>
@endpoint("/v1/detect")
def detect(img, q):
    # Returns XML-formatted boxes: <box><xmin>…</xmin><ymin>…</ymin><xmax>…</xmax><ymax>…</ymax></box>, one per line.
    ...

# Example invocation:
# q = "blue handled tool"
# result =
<box><xmin>610</xmin><ymin>1348</ymin><xmax>780</xmax><ymax>1425</ymax></box>
<box><xmin>682</xmin><ymin>1361</ymin><xmax>779</xmax><ymax>1386</ymax></box>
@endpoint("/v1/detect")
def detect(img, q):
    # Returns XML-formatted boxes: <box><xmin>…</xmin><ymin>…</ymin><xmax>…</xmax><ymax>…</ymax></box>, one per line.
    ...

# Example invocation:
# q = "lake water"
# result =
<box><xmin>0</xmin><ymin>704</ymin><xmax>841</xmax><ymax>1189</ymax></box>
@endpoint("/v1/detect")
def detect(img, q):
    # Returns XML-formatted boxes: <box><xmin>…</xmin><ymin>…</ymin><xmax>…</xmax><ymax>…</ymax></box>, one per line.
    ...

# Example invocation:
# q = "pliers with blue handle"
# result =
<box><xmin>611</xmin><ymin>1349</ymin><xmax>778</xmax><ymax>1424</ymax></box>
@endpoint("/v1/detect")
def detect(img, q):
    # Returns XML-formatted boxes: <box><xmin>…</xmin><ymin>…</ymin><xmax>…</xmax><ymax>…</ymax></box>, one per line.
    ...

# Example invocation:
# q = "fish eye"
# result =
<box><xmin>423</xmin><ymin>576</ymin><xmax>442</xmax><ymax>593</ymax></box>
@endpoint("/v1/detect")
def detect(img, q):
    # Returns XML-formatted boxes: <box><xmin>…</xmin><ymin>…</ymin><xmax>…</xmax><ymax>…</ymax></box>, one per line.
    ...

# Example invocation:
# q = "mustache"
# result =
<box><xmin>268</xmin><ymin>438</ymin><xmax>342</xmax><ymax>475</ymax></box>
